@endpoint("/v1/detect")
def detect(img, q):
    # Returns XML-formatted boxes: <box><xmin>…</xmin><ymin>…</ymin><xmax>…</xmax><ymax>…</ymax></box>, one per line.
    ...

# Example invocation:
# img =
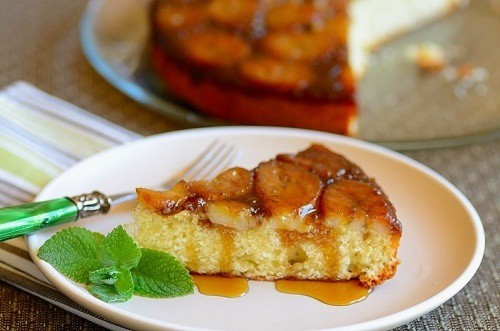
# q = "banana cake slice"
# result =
<box><xmin>126</xmin><ymin>144</ymin><xmax>402</xmax><ymax>287</ymax></box>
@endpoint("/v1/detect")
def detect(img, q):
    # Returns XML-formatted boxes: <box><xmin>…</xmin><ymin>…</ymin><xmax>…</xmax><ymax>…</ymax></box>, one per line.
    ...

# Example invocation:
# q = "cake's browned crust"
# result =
<box><xmin>150</xmin><ymin>0</ymin><xmax>358</xmax><ymax>135</ymax></box>
<box><xmin>134</xmin><ymin>144</ymin><xmax>402</xmax><ymax>287</ymax></box>
<box><xmin>151</xmin><ymin>45</ymin><xmax>357</xmax><ymax>134</ymax></box>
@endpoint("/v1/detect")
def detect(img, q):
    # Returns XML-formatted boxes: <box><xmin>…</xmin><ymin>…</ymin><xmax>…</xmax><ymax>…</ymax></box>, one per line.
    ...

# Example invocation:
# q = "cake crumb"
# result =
<box><xmin>443</xmin><ymin>64</ymin><xmax>490</xmax><ymax>99</ymax></box>
<box><xmin>407</xmin><ymin>42</ymin><xmax>447</xmax><ymax>71</ymax></box>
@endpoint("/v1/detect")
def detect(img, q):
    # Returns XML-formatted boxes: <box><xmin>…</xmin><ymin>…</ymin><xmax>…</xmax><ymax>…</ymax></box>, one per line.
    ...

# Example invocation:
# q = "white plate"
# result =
<box><xmin>27</xmin><ymin>127</ymin><xmax>484</xmax><ymax>331</ymax></box>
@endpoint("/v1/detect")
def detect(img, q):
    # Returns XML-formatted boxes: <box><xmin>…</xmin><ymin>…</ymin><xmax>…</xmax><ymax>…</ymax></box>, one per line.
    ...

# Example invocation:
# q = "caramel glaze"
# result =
<box><xmin>137</xmin><ymin>144</ymin><xmax>402</xmax><ymax>285</ymax></box>
<box><xmin>192</xmin><ymin>275</ymin><xmax>248</xmax><ymax>298</ymax></box>
<box><xmin>151</xmin><ymin>0</ymin><xmax>354</xmax><ymax>103</ymax></box>
<box><xmin>275</xmin><ymin>279</ymin><xmax>371</xmax><ymax>305</ymax></box>
<box><xmin>191</xmin><ymin>275</ymin><xmax>370</xmax><ymax>305</ymax></box>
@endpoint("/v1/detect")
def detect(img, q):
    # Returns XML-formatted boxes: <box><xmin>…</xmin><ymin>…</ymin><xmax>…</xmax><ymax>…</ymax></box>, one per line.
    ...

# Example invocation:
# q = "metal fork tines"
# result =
<box><xmin>108</xmin><ymin>140</ymin><xmax>241</xmax><ymax>206</ymax></box>
<box><xmin>163</xmin><ymin>140</ymin><xmax>242</xmax><ymax>187</ymax></box>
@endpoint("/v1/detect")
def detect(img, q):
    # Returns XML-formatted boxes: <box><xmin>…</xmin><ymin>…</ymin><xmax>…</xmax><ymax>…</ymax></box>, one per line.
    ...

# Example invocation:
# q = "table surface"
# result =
<box><xmin>0</xmin><ymin>1</ymin><xmax>498</xmax><ymax>330</ymax></box>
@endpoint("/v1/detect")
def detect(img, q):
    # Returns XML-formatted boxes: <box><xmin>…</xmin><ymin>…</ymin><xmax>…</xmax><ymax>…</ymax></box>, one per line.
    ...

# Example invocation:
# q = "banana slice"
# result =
<box><xmin>277</xmin><ymin>144</ymin><xmax>369</xmax><ymax>182</ymax></box>
<box><xmin>239</xmin><ymin>57</ymin><xmax>313</xmax><ymax>90</ymax></box>
<box><xmin>261</xmin><ymin>30</ymin><xmax>336</xmax><ymax>61</ymax></box>
<box><xmin>265</xmin><ymin>2</ymin><xmax>315</xmax><ymax>30</ymax></box>
<box><xmin>137</xmin><ymin>182</ymin><xmax>189</xmax><ymax>214</ymax></box>
<box><xmin>181</xmin><ymin>30</ymin><xmax>251</xmax><ymax>68</ymax></box>
<box><xmin>188</xmin><ymin>167</ymin><xmax>254</xmax><ymax>201</ymax></box>
<box><xmin>155</xmin><ymin>3</ymin><xmax>206</xmax><ymax>30</ymax></box>
<box><xmin>321</xmin><ymin>180</ymin><xmax>397</xmax><ymax>233</ymax></box>
<box><xmin>205</xmin><ymin>200</ymin><xmax>260</xmax><ymax>230</ymax></box>
<box><xmin>316</xmin><ymin>16</ymin><xmax>349</xmax><ymax>44</ymax></box>
<box><xmin>137</xmin><ymin>168</ymin><xmax>254</xmax><ymax>214</ymax></box>
<box><xmin>207</xmin><ymin>0</ymin><xmax>258</xmax><ymax>30</ymax></box>
<box><xmin>255</xmin><ymin>160</ymin><xmax>322</xmax><ymax>232</ymax></box>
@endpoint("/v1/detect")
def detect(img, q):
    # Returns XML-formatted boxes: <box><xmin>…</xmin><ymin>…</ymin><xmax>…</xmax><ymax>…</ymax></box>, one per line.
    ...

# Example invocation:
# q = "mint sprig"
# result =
<box><xmin>99</xmin><ymin>226</ymin><xmax>141</xmax><ymax>269</ymax></box>
<box><xmin>37</xmin><ymin>227</ymin><xmax>105</xmax><ymax>283</ymax></box>
<box><xmin>37</xmin><ymin>225</ymin><xmax>193</xmax><ymax>303</ymax></box>
<box><xmin>132</xmin><ymin>248</ymin><xmax>194</xmax><ymax>298</ymax></box>
<box><xmin>89</xmin><ymin>267</ymin><xmax>134</xmax><ymax>302</ymax></box>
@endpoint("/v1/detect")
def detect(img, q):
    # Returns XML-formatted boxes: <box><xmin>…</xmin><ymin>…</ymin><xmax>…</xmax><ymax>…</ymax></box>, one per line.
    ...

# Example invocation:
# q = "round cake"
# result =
<box><xmin>151</xmin><ymin>0</ymin><xmax>357</xmax><ymax>135</ymax></box>
<box><xmin>150</xmin><ymin>0</ymin><xmax>467</xmax><ymax>135</ymax></box>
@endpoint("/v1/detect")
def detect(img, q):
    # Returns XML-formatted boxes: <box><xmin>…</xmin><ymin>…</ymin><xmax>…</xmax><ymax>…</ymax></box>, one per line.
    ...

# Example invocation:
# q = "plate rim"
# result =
<box><xmin>26</xmin><ymin>126</ymin><xmax>486</xmax><ymax>331</ymax></box>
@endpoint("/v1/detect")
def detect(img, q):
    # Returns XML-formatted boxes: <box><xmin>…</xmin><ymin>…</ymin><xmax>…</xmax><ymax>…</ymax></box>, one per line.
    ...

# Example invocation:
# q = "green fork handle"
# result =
<box><xmin>0</xmin><ymin>191</ymin><xmax>111</xmax><ymax>242</ymax></box>
<box><xmin>0</xmin><ymin>198</ymin><xmax>78</xmax><ymax>242</ymax></box>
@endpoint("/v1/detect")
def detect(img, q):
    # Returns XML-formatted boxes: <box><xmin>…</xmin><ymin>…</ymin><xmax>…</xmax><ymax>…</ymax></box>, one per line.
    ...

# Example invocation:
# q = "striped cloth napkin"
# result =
<box><xmin>0</xmin><ymin>81</ymin><xmax>142</xmax><ymax>330</ymax></box>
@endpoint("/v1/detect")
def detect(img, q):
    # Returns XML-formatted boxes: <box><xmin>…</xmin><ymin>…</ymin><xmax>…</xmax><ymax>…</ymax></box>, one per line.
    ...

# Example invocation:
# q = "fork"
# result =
<box><xmin>0</xmin><ymin>140</ymin><xmax>241</xmax><ymax>242</ymax></box>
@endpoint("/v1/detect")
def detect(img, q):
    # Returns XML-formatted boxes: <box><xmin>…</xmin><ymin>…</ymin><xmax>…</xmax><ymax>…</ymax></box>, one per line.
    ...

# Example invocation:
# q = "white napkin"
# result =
<box><xmin>0</xmin><ymin>81</ymin><xmax>141</xmax><ymax>330</ymax></box>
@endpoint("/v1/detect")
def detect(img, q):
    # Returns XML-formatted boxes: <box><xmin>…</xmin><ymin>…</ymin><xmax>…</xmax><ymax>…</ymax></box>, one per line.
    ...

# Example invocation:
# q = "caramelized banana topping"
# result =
<box><xmin>136</xmin><ymin>144</ymin><xmax>401</xmax><ymax>234</ymax></box>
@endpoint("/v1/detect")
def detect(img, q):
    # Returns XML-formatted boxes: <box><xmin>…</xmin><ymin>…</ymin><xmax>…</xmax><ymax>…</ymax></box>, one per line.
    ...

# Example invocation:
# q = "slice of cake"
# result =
<box><xmin>127</xmin><ymin>144</ymin><xmax>402</xmax><ymax>287</ymax></box>
<box><xmin>150</xmin><ymin>0</ymin><xmax>467</xmax><ymax>135</ymax></box>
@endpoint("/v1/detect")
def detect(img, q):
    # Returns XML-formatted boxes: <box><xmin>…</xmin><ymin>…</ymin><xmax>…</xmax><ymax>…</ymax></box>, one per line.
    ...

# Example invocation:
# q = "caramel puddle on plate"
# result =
<box><xmin>192</xmin><ymin>275</ymin><xmax>371</xmax><ymax>305</ymax></box>
<box><xmin>192</xmin><ymin>275</ymin><xmax>248</xmax><ymax>298</ymax></box>
<box><xmin>276</xmin><ymin>279</ymin><xmax>372</xmax><ymax>305</ymax></box>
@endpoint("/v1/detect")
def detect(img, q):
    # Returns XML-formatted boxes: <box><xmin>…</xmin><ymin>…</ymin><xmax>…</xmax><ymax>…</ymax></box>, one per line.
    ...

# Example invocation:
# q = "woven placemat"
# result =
<box><xmin>0</xmin><ymin>1</ymin><xmax>497</xmax><ymax>330</ymax></box>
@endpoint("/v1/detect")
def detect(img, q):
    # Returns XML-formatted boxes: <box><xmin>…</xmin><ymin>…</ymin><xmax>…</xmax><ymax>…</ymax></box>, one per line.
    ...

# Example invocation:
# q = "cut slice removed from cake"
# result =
<box><xmin>349</xmin><ymin>0</ymin><xmax>469</xmax><ymax>76</ymax></box>
<box><xmin>126</xmin><ymin>144</ymin><xmax>402</xmax><ymax>287</ymax></box>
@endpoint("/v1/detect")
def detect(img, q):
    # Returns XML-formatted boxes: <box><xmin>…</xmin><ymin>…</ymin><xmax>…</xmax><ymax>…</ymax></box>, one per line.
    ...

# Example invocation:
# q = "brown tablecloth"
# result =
<box><xmin>0</xmin><ymin>1</ymin><xmax>498</xmax><ymax>330</ymax></box>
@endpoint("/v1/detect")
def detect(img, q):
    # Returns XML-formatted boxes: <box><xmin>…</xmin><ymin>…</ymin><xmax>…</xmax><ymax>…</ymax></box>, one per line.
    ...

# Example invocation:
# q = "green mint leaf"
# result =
<box><xmin>88</xmin><ymin>267</ymin><xmax>134</xmax><ymax>303</ymax></box>
<box><xmin>37</xmin><ymin>227</ymin><xmax>105</xmax><ymax>283</ymax></box>
<box><xmin>131</xmin><ymin>248</ymin><xmax>194</xmax><ymax>298</ymax></box>
<box><xmin>38</xmin><ymin>226</ymin><xmax>195</xmax><ymax>303</ymax></box>
<box><xmin>89</xmin><ymin>266</ymin><xmax>121</xmax><ymax>285</ymax></box>
<box><xmin>99</xmin><ymin>225</ymin><xmax>141</xmax><ymax>269</ymax></box>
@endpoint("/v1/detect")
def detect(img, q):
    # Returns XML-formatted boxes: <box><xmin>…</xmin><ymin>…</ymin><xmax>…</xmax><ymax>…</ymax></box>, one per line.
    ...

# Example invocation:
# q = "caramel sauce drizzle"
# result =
<box><xmin>275</xmin><ymin>279</ymin><xmax>371</xmax><ymax>305</ymax></box>
<box><xmin>192</xmin><ymin>275</ymin><xmax>248</xmax><ymax>298</ymax></box>
<box><xmin>192</xmin><ymin>275</ymin><xmax>371</xmax><ymax>305</ymax></box>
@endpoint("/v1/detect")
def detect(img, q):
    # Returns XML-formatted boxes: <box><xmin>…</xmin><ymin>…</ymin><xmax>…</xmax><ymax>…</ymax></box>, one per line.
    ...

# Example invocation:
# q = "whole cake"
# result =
<box><xmin>150</xmin><ymin>0</ymin><xmax>467</xmax><ymax>135</ymax></box>
<box><xmin>127</xmin><ymin>144</ymin><xmax>402</xmax><ymax>287</ymax></box>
